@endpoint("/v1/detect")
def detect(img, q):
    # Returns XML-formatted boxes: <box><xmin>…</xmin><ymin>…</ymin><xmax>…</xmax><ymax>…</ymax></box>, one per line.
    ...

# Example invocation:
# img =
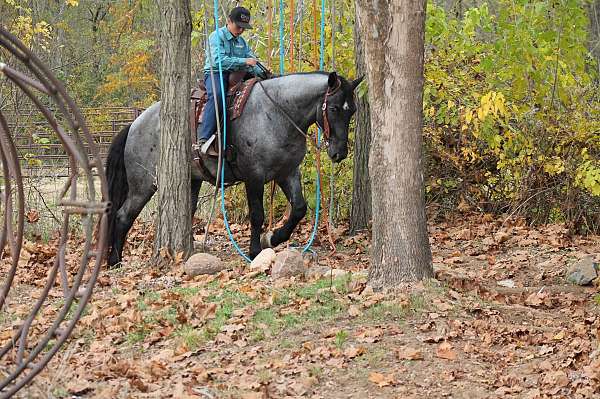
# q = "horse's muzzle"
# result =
<box><xmin>329</xmin><ymin>150</ymin><xmax>347</xmax><ymax>163</ymax></box>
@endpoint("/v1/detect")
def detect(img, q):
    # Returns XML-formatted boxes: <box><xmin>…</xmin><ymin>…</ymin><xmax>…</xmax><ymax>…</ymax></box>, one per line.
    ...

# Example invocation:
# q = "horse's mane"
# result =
<box><xmin>268</xmin><ymin>71</ymin><xmax>353</xmax><ymax>95</ymax></box>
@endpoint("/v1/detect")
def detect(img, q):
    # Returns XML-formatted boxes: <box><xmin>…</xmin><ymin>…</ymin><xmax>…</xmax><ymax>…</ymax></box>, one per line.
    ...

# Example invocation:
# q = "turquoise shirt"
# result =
<box><xmin>203</xmin><ymin>26</ymin><xmax>263</xmax><ymax>76</ymax></box>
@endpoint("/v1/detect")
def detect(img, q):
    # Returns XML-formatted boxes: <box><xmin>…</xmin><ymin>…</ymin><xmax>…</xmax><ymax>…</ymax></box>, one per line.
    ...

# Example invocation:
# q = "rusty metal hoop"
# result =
<box><xmin>0</xmin><ymin>27</ymin><xmax>108</xmax><ymax>397</ymax></box>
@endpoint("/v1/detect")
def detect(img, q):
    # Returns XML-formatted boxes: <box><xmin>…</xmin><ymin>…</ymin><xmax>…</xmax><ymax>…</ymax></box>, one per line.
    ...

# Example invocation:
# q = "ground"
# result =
<box><xmin>1</xmin><ymin>213</ymin><xmax>599</xmax><ymax>398</ymax></box>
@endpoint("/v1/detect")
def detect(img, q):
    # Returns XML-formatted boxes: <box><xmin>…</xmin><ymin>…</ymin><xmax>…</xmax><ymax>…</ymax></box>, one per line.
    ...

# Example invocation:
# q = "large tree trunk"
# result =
<box><xmin>153</xmin><ymin>0</ymin><xmax>193</xmax><ymax>264</ymax></box>
<box><xmin>356</xmin><ymin>0</ymin><xmax>433</xmax><ymax>288</ymax></box>
<box><xmin>349</xmin><ymin>15</ymin><xmax>372</xmax><ymax>234</ymax></box>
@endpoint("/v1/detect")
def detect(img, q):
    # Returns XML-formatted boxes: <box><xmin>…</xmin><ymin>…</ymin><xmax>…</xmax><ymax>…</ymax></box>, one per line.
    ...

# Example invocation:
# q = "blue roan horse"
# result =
<box><xmin>105</xmin><ymin>71</ymin><xmax>362</xmax><ymax>266</ymax></box>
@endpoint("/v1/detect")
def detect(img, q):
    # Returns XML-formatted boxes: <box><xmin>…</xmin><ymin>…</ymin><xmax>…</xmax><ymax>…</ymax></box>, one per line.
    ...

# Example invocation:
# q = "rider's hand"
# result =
<box><xmin>245</xmin><ymin>58</ymin><xmax>258</xmax><ymax>66</ymax></box>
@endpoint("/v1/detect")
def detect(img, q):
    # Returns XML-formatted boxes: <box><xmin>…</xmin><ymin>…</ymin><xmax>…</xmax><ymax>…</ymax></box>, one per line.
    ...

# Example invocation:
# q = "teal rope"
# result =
<box><xmin>213</xmin><ymin>1</ymin><xmax>252</xmax><ymax>262</ymax></box>
<box><xmin>279</xmin><ymin>0</ymin><xmax>285</xmax><ymax>75</ymax></box>
<box><xmin>302</xmin><ymin>0</ymin><xmax>326</xmax><ymax>253</ymax></box>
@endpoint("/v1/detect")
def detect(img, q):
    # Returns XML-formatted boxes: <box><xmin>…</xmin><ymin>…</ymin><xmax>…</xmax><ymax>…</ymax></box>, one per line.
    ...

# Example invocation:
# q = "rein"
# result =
<box><xmin>257</xmin><ymin>77</ymin><xmax>342</xmax><ymax>146</ymax></box>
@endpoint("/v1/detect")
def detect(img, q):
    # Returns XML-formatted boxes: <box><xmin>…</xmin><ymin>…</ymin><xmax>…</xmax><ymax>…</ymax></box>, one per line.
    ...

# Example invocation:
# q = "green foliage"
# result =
<box><xmin>423</xmin><ymin>0</ymin><xmax>599</xmax><ymax>231</ymax></box>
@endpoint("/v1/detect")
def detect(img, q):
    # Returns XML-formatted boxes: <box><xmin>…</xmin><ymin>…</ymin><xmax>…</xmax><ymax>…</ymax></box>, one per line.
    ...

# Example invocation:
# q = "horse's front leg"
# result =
<box><xmin>244</xmin><ymin>180</ymin><xmax>265</xmax><ymax>259</ymax></box>
<box><xmin>262</xmin><ymin>167</ymin><xmax>307</xmax><ymax>249</ymax></box>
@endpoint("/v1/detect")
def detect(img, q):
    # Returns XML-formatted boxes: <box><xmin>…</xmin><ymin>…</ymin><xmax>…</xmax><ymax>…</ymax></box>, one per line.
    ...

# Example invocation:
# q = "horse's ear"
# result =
<box><xmin>351</xmin><ymin>75</ymin><xmax>364</xmax><ymax>90</ymax></box>
<box><xmin>328</xmin><ymin>72</ymin><xmax>338</xmax><ymax>88</ymax></box>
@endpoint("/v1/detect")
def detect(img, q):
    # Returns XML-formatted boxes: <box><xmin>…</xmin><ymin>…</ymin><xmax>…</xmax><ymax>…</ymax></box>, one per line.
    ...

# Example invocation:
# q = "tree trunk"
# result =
<box><xmin>349</xmin><ymin>14</ymin><xmax>372</xmax><ymax>234</ymax></box>
<box><xmin>589</xmin><ymin>0</ymin><xmax>600</xmax><ymax>76</ymax></box>
<box><xmin>153</xmin><ymin>0</ymin><xmax>193</xmax><ymax>265</ymax></box>
<box><xmin>355</xmin><ymin>0</ymin><xmax>433</xmax><ymax>288</ymax></box>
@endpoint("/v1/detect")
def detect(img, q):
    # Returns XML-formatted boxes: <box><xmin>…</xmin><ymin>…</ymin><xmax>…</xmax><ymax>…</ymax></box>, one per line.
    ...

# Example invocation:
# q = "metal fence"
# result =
<box><xmin>4</xmin><ymin>107</ymin><xmax>142</xmax><ymax>177</ymax></box>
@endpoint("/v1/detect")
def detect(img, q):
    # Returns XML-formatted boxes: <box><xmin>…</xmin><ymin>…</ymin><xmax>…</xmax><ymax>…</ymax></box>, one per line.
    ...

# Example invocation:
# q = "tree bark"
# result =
<box><xmin>355</xmin><ymin>0</ymin><xmax>433</xmax><ymax>288</ymax></box>
<box><xmin>153</xmin><ymin>0</ymin><xmax>193</xmax><ymax>265</ymax></box>
<box><xmin>589</xmin><ymin>0</ymin><xmax>600</xmax><ymax>76</ymax></box>
<box><xmin>349</xmin><ymin>13</ymin><xmax>372</xmax><ymax>234</ymax></box>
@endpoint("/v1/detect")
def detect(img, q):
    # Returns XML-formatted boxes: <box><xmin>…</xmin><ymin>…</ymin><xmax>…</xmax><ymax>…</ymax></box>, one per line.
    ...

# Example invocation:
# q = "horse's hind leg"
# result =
<box><xmin>108</xmin><ymin>188</ymin><xmax>155</xmax><ymax>266</ymax></box>
<box><xmin>263</xmin><ymin>167</ymin><xmax>307</xmax><ymax>249</ymax></box>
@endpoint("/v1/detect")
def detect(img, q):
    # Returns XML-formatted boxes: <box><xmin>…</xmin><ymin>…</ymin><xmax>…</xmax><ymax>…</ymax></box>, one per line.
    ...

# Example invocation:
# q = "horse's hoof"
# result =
<box><xmin>260</xmin><ymin>231</ymin><xmax>274</xmax><ymax>249</ymax></box>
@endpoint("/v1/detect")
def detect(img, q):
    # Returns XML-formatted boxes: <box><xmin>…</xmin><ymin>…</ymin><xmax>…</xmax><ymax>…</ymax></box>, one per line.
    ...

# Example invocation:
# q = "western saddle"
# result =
<box><xmin>190</xmin><ymin>70</ymin><xmax>260</xmax><ymax>154</ymax></box>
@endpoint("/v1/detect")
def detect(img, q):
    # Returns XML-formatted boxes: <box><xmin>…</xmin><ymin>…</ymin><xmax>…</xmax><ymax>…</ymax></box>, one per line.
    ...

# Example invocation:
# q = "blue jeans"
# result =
<box><xmin>198</xmin><ymin>72</ymin><xmax>229</xmax><ymax>141</ymax></box>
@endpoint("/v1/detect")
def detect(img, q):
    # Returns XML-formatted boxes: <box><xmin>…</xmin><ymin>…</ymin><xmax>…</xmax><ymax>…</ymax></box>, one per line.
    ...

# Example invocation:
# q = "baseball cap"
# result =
<box><xmin>229</xmin><ymin>7</ymin><xmax>253</xmax><ymax>29</ymax></box>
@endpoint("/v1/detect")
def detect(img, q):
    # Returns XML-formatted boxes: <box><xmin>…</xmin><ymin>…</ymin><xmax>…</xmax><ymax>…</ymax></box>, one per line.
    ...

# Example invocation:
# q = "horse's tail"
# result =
<box><xmin>105</xmin><ymin>124</ymin><xmax>130</xmax><ymax>257</ymax></box>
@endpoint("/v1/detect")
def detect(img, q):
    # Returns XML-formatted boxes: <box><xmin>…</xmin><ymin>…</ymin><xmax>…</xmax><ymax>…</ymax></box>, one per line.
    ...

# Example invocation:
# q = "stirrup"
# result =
<box><xmin>201</xmin><ymin>135</ymin><xmax>217</xmax><ymax>155</ymax></box>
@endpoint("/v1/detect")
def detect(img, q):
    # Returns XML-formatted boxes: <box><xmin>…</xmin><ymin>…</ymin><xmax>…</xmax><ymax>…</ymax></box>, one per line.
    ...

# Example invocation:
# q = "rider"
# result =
<box><xmin>197</xmin><ymin>6</ymin><xmax>266</xmax><ymax>155</ymax></box>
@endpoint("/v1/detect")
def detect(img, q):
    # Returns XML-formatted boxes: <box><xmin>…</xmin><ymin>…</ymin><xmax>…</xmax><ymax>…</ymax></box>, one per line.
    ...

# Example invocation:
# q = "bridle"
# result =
<box><xmin>258</xmin><ymin>77</ymin><xmax>342</xmax><ymax>147</ymax></box>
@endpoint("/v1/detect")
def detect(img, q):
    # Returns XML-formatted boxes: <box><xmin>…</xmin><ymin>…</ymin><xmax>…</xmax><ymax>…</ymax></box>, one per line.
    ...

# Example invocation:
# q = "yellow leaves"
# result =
<box><xmin>478</xmin><ymin>91</ymin><xmax>508</xmax><ymax>120</ymax></box>
<box><xmin>5</xmin><ymin>1</ymin><xmax>53</xmax><ymax>47</ymax></box>
<box><xmin>542</xmin><ymin>156</ymin><xmax>565</xmax><ymax>176</ymax></box>
<box><xmin>426</xmin><ymin>106</ymin><xmax>436</xmax><ymax>117</ymax></box>
<box><xmin>98</xmin><ymin>50</ymin><xmax>159</xmax><ymax>105</ymax></box>
<box><xmin>65</xmin><ymin>0</ymin><xmax>79</xmax><ymax>6</ymax></box>
<box><xmin>575</xmin><ymin>160</ymin><xmax>600</xmax><ymax>196</ymax></box>
<box><xmin>465</xmin><ymin>110</ymin><xmax>473</xmax><ymax>125</ymax></box>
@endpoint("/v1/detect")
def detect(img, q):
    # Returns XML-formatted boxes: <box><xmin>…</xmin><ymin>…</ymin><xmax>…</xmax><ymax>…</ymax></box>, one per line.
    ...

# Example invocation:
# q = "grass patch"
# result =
<box><xmin>125</xmin><ymin>328</ymin><xmax>148</xmax><ymax>345</ymax></box>
<box><xmin>51</xmin><ymin>387</ymin><xmax>70</xmax><ymax>398</ymax></box>
<box><xmin>305</xmin><ymin>299</ymin><xmax>345</xmax><ymax>322</ymax></box>
<box><xmin>203</xmin><ymin>302</ymin><xmax>234</xmax><ymax>340</ymax></box>
<box><xmin>53</xmin><ymin>298</ymin><xmax>87</xmax><ymax>321</ymax></box>
<box><xmin>137</xmin><ymin>290</ymin><xmax>161</xmax><ymax>311</ymax></box>
<box><xmin>206</xmin><ymin>288</ymin><xmax>254</xmax><ymax>306</ymax></box>
<box><xmin>356</xmin><ymin>347</ymin><xmax>388</xmax><ymax>369</ymax></box>
<box><xmin>174</xmin><ymin>324</ymin><xmax>202</xmax><ymax>350</ymax></box>
<box><xmin>171</xmin><ymin>286</ymin><xmax>200</xmax><ymax>298</ymax></box>
<box><xmin>0</xmin><ymin>310</ymin><xmax>18</xmax><ymax>325</ymax></box>
<box><xmin>335</xmin><ymin>330</ymin><xmax>349</xmax><ymax>349</ymax></box>
<box><xmin>309</xmin><ymin>366</ymin><xmax>323</xmax><ymax>378</ymax></box>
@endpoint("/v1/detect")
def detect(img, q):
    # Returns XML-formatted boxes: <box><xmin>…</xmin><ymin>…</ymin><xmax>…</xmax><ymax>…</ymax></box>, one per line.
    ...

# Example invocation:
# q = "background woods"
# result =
<box><xmin>1</xmin><ymin>0</ymin><xmax>599</xmax><ymax>231</ymax></box>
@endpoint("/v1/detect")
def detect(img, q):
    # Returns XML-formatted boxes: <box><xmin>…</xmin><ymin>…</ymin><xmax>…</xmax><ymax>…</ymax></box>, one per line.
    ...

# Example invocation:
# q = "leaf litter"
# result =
<box><xmin>0</xmin><ymin>213</ymin><xmax>598</xmax><ymax>398</ymax></box>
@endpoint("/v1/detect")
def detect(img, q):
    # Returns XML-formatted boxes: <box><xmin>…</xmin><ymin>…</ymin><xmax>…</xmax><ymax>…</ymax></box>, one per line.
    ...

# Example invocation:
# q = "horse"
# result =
<box><xmin>105</xmin><ymin>71</ymin><xmax>362</xmax><ymax>266</ymax></box>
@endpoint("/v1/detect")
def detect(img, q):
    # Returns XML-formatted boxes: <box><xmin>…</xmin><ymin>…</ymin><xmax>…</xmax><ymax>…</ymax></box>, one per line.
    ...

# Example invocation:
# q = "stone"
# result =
<box><xmin>184</xmin><ymin>253</ymin><xmax>227</xmax><ymax>277</ymax></box>
<box><xmin>272</xmin><ymin>249</ymin><xmax>306</xmax><ymax>280</ymax></box>
<box><xmin>304</xmin><ymin>265</ymin><xmax>332</xmax><ymax>280</ymax></box>
<box><xmin>250</xmin><ymin>248</ymin><xmax>276</xmax><ymax>272</ymax></box>
<box><xmin>566</xmin><ymin>256</ymin><xmax>598</xmax><ymax>286</ymax></box>
<box><xmin>497</xmin><ymin>279</ymin><xmax>516</xmax><ymax>288</ymax></box>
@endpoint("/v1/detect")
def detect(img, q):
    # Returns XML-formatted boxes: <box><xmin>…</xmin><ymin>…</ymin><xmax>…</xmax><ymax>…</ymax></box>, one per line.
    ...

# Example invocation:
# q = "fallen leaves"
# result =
<box><xmin>396</xmin><ymin>346</ymin><xmax>423</xmax><ymax>361</ymax></box>
<box><xmin>368</xmin><ymin>371</ymin><xmax>397</xmax><ymax>387</ymax></box>
<box><xmin>1</xmin><ymin>214</ymin><xmax>598</xmax><ymax>399</ymax></box>
<box><xmin>436</xmin><ymin>342</ymin><xmax>457</xmax><ymax>360</ymax></box>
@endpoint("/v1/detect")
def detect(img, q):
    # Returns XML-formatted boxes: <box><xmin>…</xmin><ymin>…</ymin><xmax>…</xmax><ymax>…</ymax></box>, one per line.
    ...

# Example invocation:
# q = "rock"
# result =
<box><xmin>497</xmin><ymin>279</ymin><xmax>516</xmax><ymax>288</ymax></box>
<box><xmin>250</xmin><ymin>248</ymin><xmax>276</xmax><ymax>271</ymax></box>
<box><xmin>305</xmin><ymin>265</ymin><xmax>332</xmax><ymax>280</ymax></box>
<box><xmin>566</xmin><ymin>256</ymin><xmax>598</xmax><ymax>286</ymax></box>
<box><xmin>193</xmin><ymin>240</ymin><xmax>204</xmax><ymax>252</ymax></box>
<box><xmin>272</xmin><ymin>249</ymin><xmax>306</xmax><ymax>280</ymax></box>
<box><xmin>184</xmin><ymin>253</ymin><xmax>227</xmax><ymax>277</ymax></box>
<box><xmin>330</xmin><ymin>268</ymin><xmax>351</xmax><ymax>278</ymax></box>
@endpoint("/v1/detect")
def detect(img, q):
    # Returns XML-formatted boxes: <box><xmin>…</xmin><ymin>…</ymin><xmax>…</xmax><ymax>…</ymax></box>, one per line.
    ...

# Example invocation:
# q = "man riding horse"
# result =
<box><xmin>196</xmin><ymin>6</ymin><xmax>268</xmax><ymax>156</ymax></box>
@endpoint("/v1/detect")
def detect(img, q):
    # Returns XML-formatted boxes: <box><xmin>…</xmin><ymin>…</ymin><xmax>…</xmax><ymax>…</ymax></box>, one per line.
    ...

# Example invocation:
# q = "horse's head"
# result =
<box><xmin>318</xmin><ymin>72</ymin><xmax>363</xmax><ymax>163</ymax></box>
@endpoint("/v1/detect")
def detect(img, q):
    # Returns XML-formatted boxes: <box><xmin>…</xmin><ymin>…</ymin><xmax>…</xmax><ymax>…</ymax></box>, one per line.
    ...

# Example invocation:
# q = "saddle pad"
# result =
<box><xmin>228</xmin><ymin>77</ymin><xmax>259</xmax><ymax>121</ymax></box>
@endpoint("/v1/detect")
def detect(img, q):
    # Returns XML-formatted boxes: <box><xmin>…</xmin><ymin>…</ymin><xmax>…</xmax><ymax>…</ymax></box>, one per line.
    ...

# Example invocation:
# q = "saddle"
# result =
<box><xmin>189</xmin><ymin>70</ymin><xmax>260</xmax><ymax>150</ymax></box>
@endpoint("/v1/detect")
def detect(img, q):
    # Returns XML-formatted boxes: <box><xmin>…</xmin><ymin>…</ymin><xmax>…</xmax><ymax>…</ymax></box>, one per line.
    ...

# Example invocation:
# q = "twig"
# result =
<box><xmin>499</xmin><ymin>186</ymin><xmax>555</xmax><ymax>231</ymax></box>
